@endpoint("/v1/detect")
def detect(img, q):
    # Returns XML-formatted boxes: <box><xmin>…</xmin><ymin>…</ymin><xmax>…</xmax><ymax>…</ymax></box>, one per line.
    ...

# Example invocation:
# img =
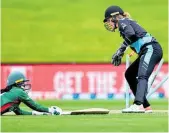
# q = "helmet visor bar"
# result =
<box><xmin>103</xmin><ymin>12</ymin><xmax>120</xmax><ymax>22</ymax></box>
<box><xmin>110</xmin><ymin>12</ymin><xmax>120</xmax><ymax>16</ymax></box>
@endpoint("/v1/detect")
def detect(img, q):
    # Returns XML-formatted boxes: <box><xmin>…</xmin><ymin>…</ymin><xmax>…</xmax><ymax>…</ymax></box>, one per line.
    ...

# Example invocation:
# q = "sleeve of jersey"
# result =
<box><xmin>13</xmin><ymin>106</ymin><xmax>32</xmax><ymax>115</ymax></box>
<box><xmin>18</xmin><ymin>90</ymin><xmax>49</xmax><ymax>112</ymax></box>
<box><xmin>118</xmin><ymin>20</ymin><xmax>138</xmax><ymax>45</ymax></box>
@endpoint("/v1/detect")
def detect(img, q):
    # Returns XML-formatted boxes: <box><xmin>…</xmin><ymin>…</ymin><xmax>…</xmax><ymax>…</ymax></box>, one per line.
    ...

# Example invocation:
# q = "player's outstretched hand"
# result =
<box><xmin>111</xmin><ymin>50</ymin><xmax>124</xmax><ymax>66</ymax></box>
<box><xmin>48</xmin><ymin>106</ymin><xmax>62</xmax><ymax>115</ymax></box>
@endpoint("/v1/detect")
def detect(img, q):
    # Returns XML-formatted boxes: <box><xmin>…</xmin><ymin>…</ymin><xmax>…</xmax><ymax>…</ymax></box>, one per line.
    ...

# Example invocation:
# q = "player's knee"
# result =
<box><xmin>125</xmin><ymin>70</ymin><xmax>138</xmax><ymax>85</ymax></box>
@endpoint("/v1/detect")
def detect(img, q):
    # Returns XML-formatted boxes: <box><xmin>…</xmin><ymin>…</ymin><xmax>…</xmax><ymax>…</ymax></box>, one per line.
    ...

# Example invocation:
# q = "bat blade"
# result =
<box><xmin>69</xmin><ymin>108</ymin><xmax>110</xmax><ymax>115</ymax></box>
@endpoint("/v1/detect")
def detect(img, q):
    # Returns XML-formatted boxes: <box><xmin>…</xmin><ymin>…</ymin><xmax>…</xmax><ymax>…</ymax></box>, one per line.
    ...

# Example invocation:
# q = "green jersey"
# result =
<box><xmin>0</xmin><ymin>87</ymin><xmax>49</xmax><ymax>115</ymax></box>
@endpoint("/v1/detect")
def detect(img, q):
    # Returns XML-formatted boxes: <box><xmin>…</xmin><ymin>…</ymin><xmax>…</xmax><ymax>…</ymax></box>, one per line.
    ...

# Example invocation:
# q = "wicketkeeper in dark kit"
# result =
<box><xmin>103</xmin><ymin>5</ymin><xmax>163</xmax><ymax>113</ymax></box>
<box><xmin>0</xmin><ymin>71</ymin><xmax>62</xmax><ymax>115</ymax></box>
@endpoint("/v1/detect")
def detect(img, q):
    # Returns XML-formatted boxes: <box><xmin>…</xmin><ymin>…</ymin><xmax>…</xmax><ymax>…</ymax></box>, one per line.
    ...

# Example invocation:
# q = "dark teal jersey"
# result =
<box><xmin>0</xmin><ymin>87</ymin><xmax>49</xmax><ymax>115</ymax></box>
<box><xmin>118</xmin><ymin>18</ymin><xmax>157</xmax><ymax>54</ymax></box>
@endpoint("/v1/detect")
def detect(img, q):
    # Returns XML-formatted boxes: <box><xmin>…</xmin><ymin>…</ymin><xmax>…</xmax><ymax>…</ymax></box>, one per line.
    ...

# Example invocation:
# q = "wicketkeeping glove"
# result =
<box><xmin>48</xmin><ymin>106</ymin><xmax>62</xmax><ymax>115</ymax></box>
<box><xmin>111</xmin><ymin>43</ymin><xmax>127</xmax><ymax>66</ymax></box>
<box><xmin>111</xmin><ymin>50</ymin><xmax>124</xmax><ymax>66</ymax></box>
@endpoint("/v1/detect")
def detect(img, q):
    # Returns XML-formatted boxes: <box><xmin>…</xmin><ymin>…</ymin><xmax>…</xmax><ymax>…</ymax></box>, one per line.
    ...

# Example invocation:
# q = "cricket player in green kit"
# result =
<box><xmin>0</xmin><ymin>71</ymin><xmax>62</xmax><ymax>115</ymax></box>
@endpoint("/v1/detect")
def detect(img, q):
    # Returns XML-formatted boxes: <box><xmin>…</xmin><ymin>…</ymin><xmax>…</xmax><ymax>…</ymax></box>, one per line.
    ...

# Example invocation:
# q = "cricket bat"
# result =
<box><xmin>62</xmin><ymin>108</ymin><xmax>110</xmax><ymax>115</ymax></box>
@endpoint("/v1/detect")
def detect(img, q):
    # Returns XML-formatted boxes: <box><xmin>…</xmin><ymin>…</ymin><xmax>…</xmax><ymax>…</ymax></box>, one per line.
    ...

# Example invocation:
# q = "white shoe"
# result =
<box><xmin>122</xmin><ymin>104</ymin><xmax>145</xmax><ymax>113</ymax></box>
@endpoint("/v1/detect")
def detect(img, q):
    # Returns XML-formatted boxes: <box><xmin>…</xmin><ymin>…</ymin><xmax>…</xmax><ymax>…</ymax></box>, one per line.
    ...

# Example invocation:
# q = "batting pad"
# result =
<box><xmin>62</xmin><ymin>108</ymin><xmax>110</xmax><ymax>115</ymax></box>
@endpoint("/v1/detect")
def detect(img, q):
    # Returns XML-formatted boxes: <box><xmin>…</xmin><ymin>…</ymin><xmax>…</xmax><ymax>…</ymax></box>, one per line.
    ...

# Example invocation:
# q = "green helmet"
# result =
<box><xmin>7</xmin><ymin>71</ymin><xmax>29</xmax><ymax>86</ymax></box>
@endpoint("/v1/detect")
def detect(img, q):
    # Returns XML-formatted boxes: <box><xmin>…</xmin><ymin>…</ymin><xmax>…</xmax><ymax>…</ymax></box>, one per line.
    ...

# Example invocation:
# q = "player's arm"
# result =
<box><xmin>111</xmin><ymin>20</ymin><xmax>137</xmax><ymax>66</ymax></box>
<box><xmin>18</xmin><ymin>90</ymin><xmax>62</xmax><ymax>115</ymax></box>
<box><xmin>18</xmin><ymin>91</ymin><xmax>49</xmax><ymax>112</ymax></box>
<box><xmin>13</xmin><ymin>106</ymin><xmax>32</xmax><ymax>115</ymax></box>
<box><xmin>13</xmin><ymin>106</ymin><xmax>49</xmax><ymax>115</ymax></box>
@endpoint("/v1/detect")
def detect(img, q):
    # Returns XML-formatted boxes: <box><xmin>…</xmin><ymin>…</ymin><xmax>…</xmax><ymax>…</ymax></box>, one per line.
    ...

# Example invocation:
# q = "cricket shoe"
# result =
<box><xmin>145</xmin><ymin>106</ymin><xmax>153</xmax><ymax>113</ymax></box>
<box><xmin>122</xmin><ymin>104</ymin><xmax>145</xmax><ymax>113</ymax></box>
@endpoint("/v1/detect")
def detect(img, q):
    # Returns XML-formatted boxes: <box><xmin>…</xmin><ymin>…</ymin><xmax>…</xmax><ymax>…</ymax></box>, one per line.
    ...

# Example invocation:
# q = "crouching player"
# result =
<box><xmin>103</xmin><ymin>6</ymin><xmax>163</xmax><ymax>113</ymax></box>
<box><xmin>0</xmin><ymin>71</ymin><xmax>62</xmax><ymax>115</ymax></box>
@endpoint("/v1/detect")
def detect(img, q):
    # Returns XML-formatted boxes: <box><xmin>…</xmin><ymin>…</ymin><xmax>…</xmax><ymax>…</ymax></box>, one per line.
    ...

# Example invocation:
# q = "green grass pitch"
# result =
<box><xmin>1</xmin><ymin>99</ymin><xmax>168</xmax><ymax>132</ymax></box>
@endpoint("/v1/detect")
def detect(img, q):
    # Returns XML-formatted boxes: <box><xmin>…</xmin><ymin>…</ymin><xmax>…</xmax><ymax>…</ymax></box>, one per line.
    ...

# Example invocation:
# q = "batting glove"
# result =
<box><xmin>48</xmin><ymin>106</ymin><xmax>62</xmax><ymax>115</ymax></box>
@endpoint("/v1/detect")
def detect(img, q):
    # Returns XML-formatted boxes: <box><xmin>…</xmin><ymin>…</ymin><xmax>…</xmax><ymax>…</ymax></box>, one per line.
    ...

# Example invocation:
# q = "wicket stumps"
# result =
<box><xmin>125</xmin><ymin>54</ymin><xmax>168</xmax><ymax>108</ymax></box>
<box><xmin>125</xmin><ymin>55</ymin><xmax>130</xmax><ymax>108</ymax></box>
